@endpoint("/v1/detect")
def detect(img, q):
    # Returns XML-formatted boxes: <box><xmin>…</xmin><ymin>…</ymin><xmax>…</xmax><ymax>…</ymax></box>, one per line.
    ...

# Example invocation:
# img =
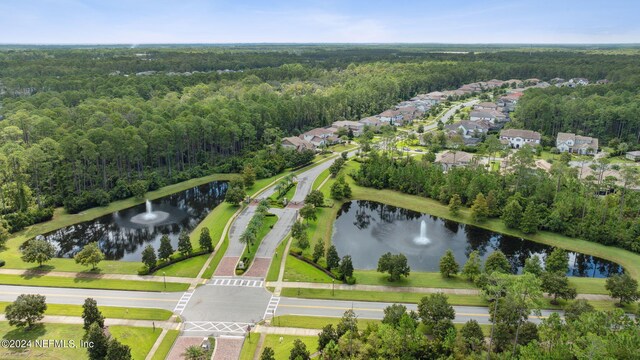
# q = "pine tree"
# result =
<box><xmin>339</xmin><ymin>255</ymin><xmax>354</xmax><ymax>280</ymax></box>
<box><xmin>312</xmin><ymin>240</ymin><xmax>325</xmax><ymax>263</ymax></box>
<box><xmin>461</xmin><ymin>250</ymin><xmax>482</xmax><ymax>281</ymax></box>
<box><xmin>86</xmin><ymin>322</ymin><xmax>109</xmax><ymax>360</ymax></box>
<box><xmin>439</xmin><ymin>249</ymin><xmax>459</xmax><ymax>278</ymax></box>
<box><xmin>326</xmin><ymin>245</ymin><xmax>340</xmax><ymax>270</ymax></box>
<box><xmin>141</xmin><ymin>245</ymin><xmax>157</xmax><ymax>270</ymax></box>
<box><xmin>520</xmin><ymin>203</ymin><xmax>540</xmax><ymax>234</ymax></box>
<box><xmin>502</xmin><ymin>198</ymin><xmax>523</xmax><ymax>229</ymax></box>
<box><xmin>177</xmin><ymin>231</ymin><xmax>192</xmax><ymax>256</ymax></box>
<box><xmin>82</xmin><ymin>298</ymin><xmax>104</xmax><ymax>331</ymax></box>
<box><xmin>471</xmin><ymin>193</ymin><xmax>489</xmax><ymax>222</ymax></box>
<box><xmin>158</xmin><ymin>235</ymin><xmax>174</xmax><ymax>261</ymax></box>
<box><xmin>199</xmin><ymin>227</ymin><xmax>213</xmax><ymax>252</ymax></box>
<box><xmin>484</xmin><ymin>250</ymin><xmax>511</xmax><ymax>274</ymax></box>
<box><xmin>448</xmin><ymin>194</ymin><xmax>462</xmax><ymax>215</ymax></box>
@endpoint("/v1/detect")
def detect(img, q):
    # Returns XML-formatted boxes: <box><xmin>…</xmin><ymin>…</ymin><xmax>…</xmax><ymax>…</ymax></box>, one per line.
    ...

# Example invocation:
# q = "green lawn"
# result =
<box><xmin>280</xmin><ymin>288</ymin><xmax>488</xmax><ymax>306</ymax></box>
<box><xmin>283</xmin><ymin>255</ymin><xmax>333</xmax><ymax>284</ymax></box>
<box><xmin>0</xmin><ymin>302</ymin><xmax>172</xmax><ymax>321</ymax></box>
<box><xmin>0</xmin><ymin>322</ymin><xmax>158</xmax><ymax>360</ymax></box>
<box><xmin>109</xmin><ymin>325</ymin><xmax>161</xmax><ymax>360</ymax></box>
<box><xmin>262</xmin><ymin>335</ymin><xmax>318</xmax><ymax>360</ymax></box>
<box><xmin>239</xmin><ymin>333</ymin><xmax>261</xmax><ymax>360</ymax></box>
<box><xmin>239</xmin><ymin>215</ymin><xmax>279</xmax><ymax>273</ymax></box>
<box><xmin>189</xmin><ymin>202</ymin><xmax>239</xmax><ymax>251</ymax></box>
<box><xmin>152</xmin><ymin>254</ymin><xmax>209</xmax><ymax>278</ymax></box>
<box><xmin>354</xmin><ymin>270</ymin><xmax>478</xmax><ymax>289</ymax></box>
<box><xmin>201</xmin><ymin>236</ymin><xmax>229</xmax><ymax>279</ymax></box>
<box><xmin>150</xmin><ymin>330</ymin><xmax>180</xmax><ymax>360</ymax></box>
<box><xmin>266</xmin><ymin>237</ymin><xmax>289</xmax><ymax>282</ymax></box>
<box><xmin>311</xmin><ymin>167</ymin><xmax>331</xmax><ymax>191</ymax></box>
<box><xmin>0</xmin><ymin>274</ymin><xmax>188</xmax><ymax>292</ymax></box>
<box><xmin>0</xmin><ymin>174</ymin><xmax>236</xmax><ymax>275</ymax></box>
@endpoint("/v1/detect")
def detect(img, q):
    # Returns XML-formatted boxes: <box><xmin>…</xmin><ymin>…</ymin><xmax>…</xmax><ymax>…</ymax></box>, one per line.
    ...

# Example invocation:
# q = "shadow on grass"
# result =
<box><xmin>2</xmin><ymin>323</ymin><xmax>47</xmax><ymax>356</ymax></box>
<box><xmin>20</xmin><ymin>266</ymin><xmax>55</xmax><ymax>279</ymax></box>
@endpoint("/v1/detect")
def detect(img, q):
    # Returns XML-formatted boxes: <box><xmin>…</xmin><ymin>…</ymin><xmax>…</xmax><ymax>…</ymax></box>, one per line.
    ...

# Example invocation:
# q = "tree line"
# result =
<box><xmin>353</xmin><ymin>149</ymin><xmax>640</xmax><ymax>253</ymax></box>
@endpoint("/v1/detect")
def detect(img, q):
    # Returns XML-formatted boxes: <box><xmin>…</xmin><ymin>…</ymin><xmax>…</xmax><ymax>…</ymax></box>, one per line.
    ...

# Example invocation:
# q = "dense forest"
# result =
<box><xmin>1</xmin><ymin>46</ymin><xmax>640</xmax><ymax>233</ymax></box>
<box><xmin>512</xmin><ymin>80</ymin><xmax>640</xmax><ymax>146</ymax></box>
<box><xmin>353</xmin><ymin>149</ymin><xmax>640</xmax><ymax>253</ymax></box>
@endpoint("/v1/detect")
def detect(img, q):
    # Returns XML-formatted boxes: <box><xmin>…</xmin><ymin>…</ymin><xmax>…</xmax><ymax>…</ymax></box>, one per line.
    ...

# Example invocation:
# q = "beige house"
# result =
<box><xmin>435</xmin><ymin>151</ymin><xmax>475</xmax><ymax>171</ymax></box>
<box><xmin>500</xmin><ymin>129</ymin><xmax>541</xmax><ymax>148</ymax></box>
<box><xmin>281</xmin><ymin>137</ymin><xmax>315</xmax><ymax>152</ymax></box>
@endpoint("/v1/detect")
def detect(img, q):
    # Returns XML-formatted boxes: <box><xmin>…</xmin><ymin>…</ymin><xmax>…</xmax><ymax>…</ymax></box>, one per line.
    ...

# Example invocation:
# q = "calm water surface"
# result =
<box><xmin>332</xmin><ymin>201</ymin><xmax>622</xmax><ymax>277</ymax></box>
<box><xmin>40</xmin><ymin>181</ymin><xmax>228</xmax><ymax>261</ymax></box>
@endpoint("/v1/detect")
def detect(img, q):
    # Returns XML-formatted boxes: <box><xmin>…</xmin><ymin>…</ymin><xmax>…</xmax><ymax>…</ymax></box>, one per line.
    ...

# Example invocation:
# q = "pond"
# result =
<box><xmin>39</xmin><ymin>181</ymin><xmax>228</xmax><ymax>261</ymax></box>
<box><xmin>332</xmin><ymin>201</ymin><xmax>622</xmax><ymax>277</ymax></box>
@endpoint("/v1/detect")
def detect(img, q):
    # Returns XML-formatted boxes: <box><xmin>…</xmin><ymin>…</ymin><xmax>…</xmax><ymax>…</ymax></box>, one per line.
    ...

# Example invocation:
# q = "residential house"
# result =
<box><xmin>497</xmin><ymin>92</ymin><xmax>523</xmax><ymax>112</ymax></box>
<box><xmin>359</xmin><ymin>116</ymin><xmax>382</xmax><ymax>129</ymax></box>
<box><xmin>378</xmin><ymin>109</ymin><xmax>404</xmax><ymax>125</ymax></box>
<box><xmin>625</xmin><ymin>151</ymin><xmax>640</xmax><ymax>162</ymax></box>
<box><xmin>469</xmin><ymin>109</ymin><xmax>507</xmax><ymax>123</ymax></box>
<box><xmin>556</xmin><ymin>132</ymin><xmax>599</xmax><ymax>155</ymax></box>
<box><xmin>435</xmin><ymin>151</ymin><xmax>475</xmax><ymax>171</ymax></box>
<box><xmin>301</xmin><ymin>128</ymin><xmax>335</xmax><ymax>146</ymax></box>
<box><xmin>396</xmin><ymin>105</ymin><xmax>422</xmax><ymax>122</ymax></box>
<box><xmin>570</xmin><ymin>78</ymin><xmax>589</xmax><ymax>86</ymax></box>
<box><xmin>473</xmin><ymin>102</ymin><xmax>499</xmax><ymax>111</ymax></box>
<box><xmin>445</xmin><ymin>120</ymin><xmax>491</xmax><ymax>139</ymax></box>
<box><xmin>500</xmin><ymin>129</ymin><xmax>541</xmax><ymax>148</ymax></box>
<box><xmin>332</xmin><ymin>120</ymin><xmax>364</xmax><ymax>136</ymax></box>
<box><xmin>281</xmin><ymin>137</ymin><xmax>315</xmax><ymax>152</ymax></box>
<box><xmin>422</xmin><ymin>91</ymin><xmax>446</xmax><ymax>105</ymax></box>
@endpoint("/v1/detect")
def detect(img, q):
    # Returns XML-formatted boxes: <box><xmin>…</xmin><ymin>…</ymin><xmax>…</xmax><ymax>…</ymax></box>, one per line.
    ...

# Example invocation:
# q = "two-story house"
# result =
<box><xmin>556</xmin><ymin>132</ymin><xmax>599</xmax><ymax>155</ymax></box>
<box><xmin>500</xmin><ymin>129</ymin><xmax>541</xmax><ymax>148</ymax></box>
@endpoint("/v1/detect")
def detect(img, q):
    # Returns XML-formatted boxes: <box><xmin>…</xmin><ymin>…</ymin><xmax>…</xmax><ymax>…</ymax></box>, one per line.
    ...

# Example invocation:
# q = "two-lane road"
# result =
<box><xmin>275</xmin><ymin>297</ymin><xmax>562</xmax><ymax>325</ymax></box>
<box><xmin>0</xmin><ymin>284</ymin><xmax>182</xmax><ymax>311</ymax></box>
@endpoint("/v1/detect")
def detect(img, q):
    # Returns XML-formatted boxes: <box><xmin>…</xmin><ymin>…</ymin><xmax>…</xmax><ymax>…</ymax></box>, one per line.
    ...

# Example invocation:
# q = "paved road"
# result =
<box><xmin>226</xmin><ymin>204</ymin><xmax>257</xmax><ymax>256</ymax></box>
<box><xmin>425</xmin><ymin>99</ymin><xmax>479</xmax><ymax>132</ymax></box>
<box><xmin>0</xmin><ymin>284</ymin><xmax>182</xmax><ymax>311</ymax></box>
<box><xmin>276</xmin><ymin>297</ymin><xmax>562</xmax><ymax>325</ymax></box>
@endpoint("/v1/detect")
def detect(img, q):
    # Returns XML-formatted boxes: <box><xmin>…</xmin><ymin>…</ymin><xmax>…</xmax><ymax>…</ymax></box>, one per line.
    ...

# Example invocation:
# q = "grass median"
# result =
<box><xmin>151</xmin><ymin>329</ymin><xmax>180</xmax><ymax>360</ymax></box>
<box><xmin>266</xmin><ymin>237</ymin><xmax>289</xmax><ymax>282</ymax></box>
<box><xmin>0</xmin><ymin>274</ymin><xmax>188</xmax><ymax>292</ymax></box>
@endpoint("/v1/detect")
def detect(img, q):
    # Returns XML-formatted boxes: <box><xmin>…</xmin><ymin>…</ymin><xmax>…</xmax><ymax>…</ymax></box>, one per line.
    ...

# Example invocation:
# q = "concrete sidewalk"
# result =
<box><xmin>0</xmin><ymin>268</ymin><xmax>194</xmax><ymax>284</ymax></box>
<box><xmin>254</xmin><ymin>325</ymin><xmax>320</xmax><ymax>336</ymax></box>
<box><xmin>266</xmin><ymin>281</ymin><xmax>615</xmax><ymax>301</ymax></box>
<box><xmin>0</xmin><ymin>314</ymin><xmax>177</xmax><ymax>329</ymax></box>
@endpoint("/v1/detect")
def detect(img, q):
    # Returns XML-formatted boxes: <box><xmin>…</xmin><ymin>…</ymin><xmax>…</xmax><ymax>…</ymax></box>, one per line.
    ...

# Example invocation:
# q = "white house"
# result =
<box><xmin>378</xmin><ymin>110</ymin><xmax>403</xmax><ymax>125</ymax></box>
<box><xmin>473</xmin><ymin>102</ymin><xmax>499</xmax><ymax>111</ymax></box>
<box><xmin>445</xmin><ymin>120</ymin><xmax>491</xmax><ymax>139</ymax></box>
<box><xmin>500</xmin><ymin>129</ymin><xmax>541</xmax><ymax>148</ymax></box>
<box><xmin>556</xmin><ymin>132</ymin><xmax>599</xmax><ymax>155</ymax></box>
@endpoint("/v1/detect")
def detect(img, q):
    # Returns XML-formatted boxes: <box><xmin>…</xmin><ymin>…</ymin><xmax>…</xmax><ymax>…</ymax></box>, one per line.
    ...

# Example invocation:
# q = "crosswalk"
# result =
<box><xmin>183</xmin><ymin>321</ymin><xmax>252</xmax><ymax>334</ymax></box>
<box><xmin>208</xmin><ymin>277</ymin><xmax>264</xmax><ymax>288</ymax></box>
<box><xmin>173</xmin><ymin>290</ymin><xmax>194</xmax><ymax>314</ymax></box>
<box><xmin>263</xmin><ymin>296</ymin><xmax>280</xmax><ymax>319</ymax></box>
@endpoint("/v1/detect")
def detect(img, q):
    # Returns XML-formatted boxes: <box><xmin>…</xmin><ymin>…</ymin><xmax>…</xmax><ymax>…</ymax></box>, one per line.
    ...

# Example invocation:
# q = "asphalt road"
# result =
<box><xmin>276</xmin><ymin>297</ymin><xmax>563</xmax><ymax>325</ymax></box>
<box><xmin>424</xmin><ymin>99</ymin><xmax>479</xmax><ymax>132</ymax></box>
<box><xmin>0</xmin><ymin>284</ymin><xmax>182</xmax><ymax>311</ymax></box>
<box><xmin>226</xmin><ymin>205</ymin><xmax>257</xmax><ymax>256</ymax></box>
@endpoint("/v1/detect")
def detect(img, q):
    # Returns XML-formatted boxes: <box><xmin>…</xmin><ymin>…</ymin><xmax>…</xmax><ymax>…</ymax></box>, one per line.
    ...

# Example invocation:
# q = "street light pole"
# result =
<box><xmin>163</xmin><ymin>271</ymin><xmax>166</xmax><ymax>290</ymax></box>
<box><xmin>332</xmin><ymin>279</ymin><xmax>335</xmax><ymax>296</ymax></box>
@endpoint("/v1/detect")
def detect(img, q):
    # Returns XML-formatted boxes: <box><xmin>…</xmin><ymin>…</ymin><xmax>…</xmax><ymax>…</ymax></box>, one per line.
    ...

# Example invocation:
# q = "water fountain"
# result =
<box><xmin>413</xmin><ymin>220</ymin><xmax>430</xmax><ymax>245</ymax></box>
<box><xmin>130</xmin><ymin>199</ymin><xmax>170</xmax><ymax>225</ymax></box>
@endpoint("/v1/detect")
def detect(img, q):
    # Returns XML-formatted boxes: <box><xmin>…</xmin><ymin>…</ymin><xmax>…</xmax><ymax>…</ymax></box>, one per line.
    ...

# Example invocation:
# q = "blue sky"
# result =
<box><xmin>1</xmin><ymin>0</ymin><xmax>638</xmax><ymax>44</ymax></box>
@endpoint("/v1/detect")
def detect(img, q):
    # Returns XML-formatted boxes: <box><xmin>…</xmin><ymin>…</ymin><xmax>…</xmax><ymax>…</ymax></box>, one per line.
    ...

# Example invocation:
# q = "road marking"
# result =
<box><xmin>173</xmin><ymin>290</ymin><xmax>194</xmax><ymax>314</ymax></box>
<box><xmin>183</xmin><ymin>321</ymin><xmax>252</xmax><ymax>334</ymax></box>
<box><xmin>263</xmin><ymin>296</ymin><xmax>280</xmax><ymax>319</ymax></box>
<box><xmin>0</xmin><ymin>291</ymin><xmax>178</xmax><ymax>303</ymax></box>
<box><xmin>208</xmin><ymin>277</ymin><xmax>264</xmax><ymax>288</ymax></box>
